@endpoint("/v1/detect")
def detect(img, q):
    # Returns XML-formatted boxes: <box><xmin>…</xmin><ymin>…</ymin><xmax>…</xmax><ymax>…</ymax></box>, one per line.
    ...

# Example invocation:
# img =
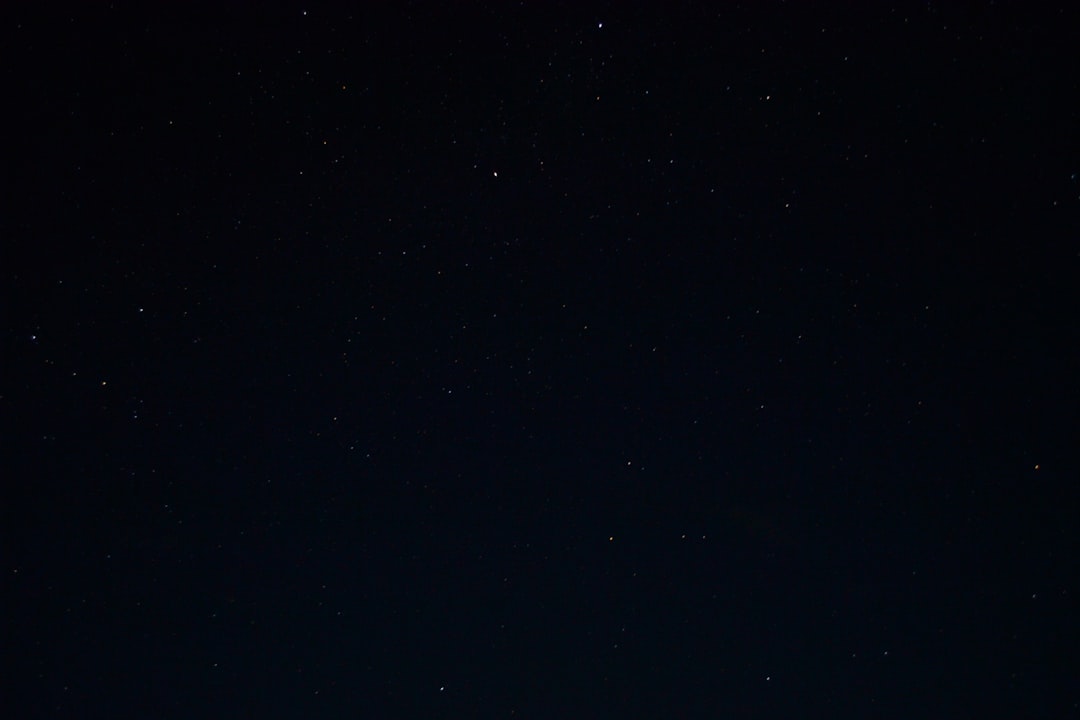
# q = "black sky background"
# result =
<box><xmin>4</xmin><ymin>3</ymin><xmax>1078</xmax><ymax>718</ymax></box>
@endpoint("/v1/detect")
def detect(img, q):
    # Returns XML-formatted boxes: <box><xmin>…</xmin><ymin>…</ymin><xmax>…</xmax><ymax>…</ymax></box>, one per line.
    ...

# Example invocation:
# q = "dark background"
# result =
<box><xmin>4</xmin><ymin>3</ymin><xmax>1077</xmax><ymax>717</ymax></box>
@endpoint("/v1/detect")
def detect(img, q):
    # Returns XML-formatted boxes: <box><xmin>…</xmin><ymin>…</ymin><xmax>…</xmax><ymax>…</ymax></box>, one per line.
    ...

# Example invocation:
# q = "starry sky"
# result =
<box><xmin>4</xmin><ymin>3</ymin><xmax>1078</xmax><ymax>718</ymax></box>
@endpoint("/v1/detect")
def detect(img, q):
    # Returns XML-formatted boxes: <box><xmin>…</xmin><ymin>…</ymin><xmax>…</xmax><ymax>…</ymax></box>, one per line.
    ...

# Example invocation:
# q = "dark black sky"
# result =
<box><xmin>4</xmin><ymin>3</ymin><xmax>1078</xmax><ymax>718</ymax></box>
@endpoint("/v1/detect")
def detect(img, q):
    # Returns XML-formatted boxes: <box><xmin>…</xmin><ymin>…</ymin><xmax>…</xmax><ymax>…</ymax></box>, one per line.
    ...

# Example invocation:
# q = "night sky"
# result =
<box><xmin>5</xmin><ymin>3</ymin><xmax>1078</xmax><ymax>718</ymax></box>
